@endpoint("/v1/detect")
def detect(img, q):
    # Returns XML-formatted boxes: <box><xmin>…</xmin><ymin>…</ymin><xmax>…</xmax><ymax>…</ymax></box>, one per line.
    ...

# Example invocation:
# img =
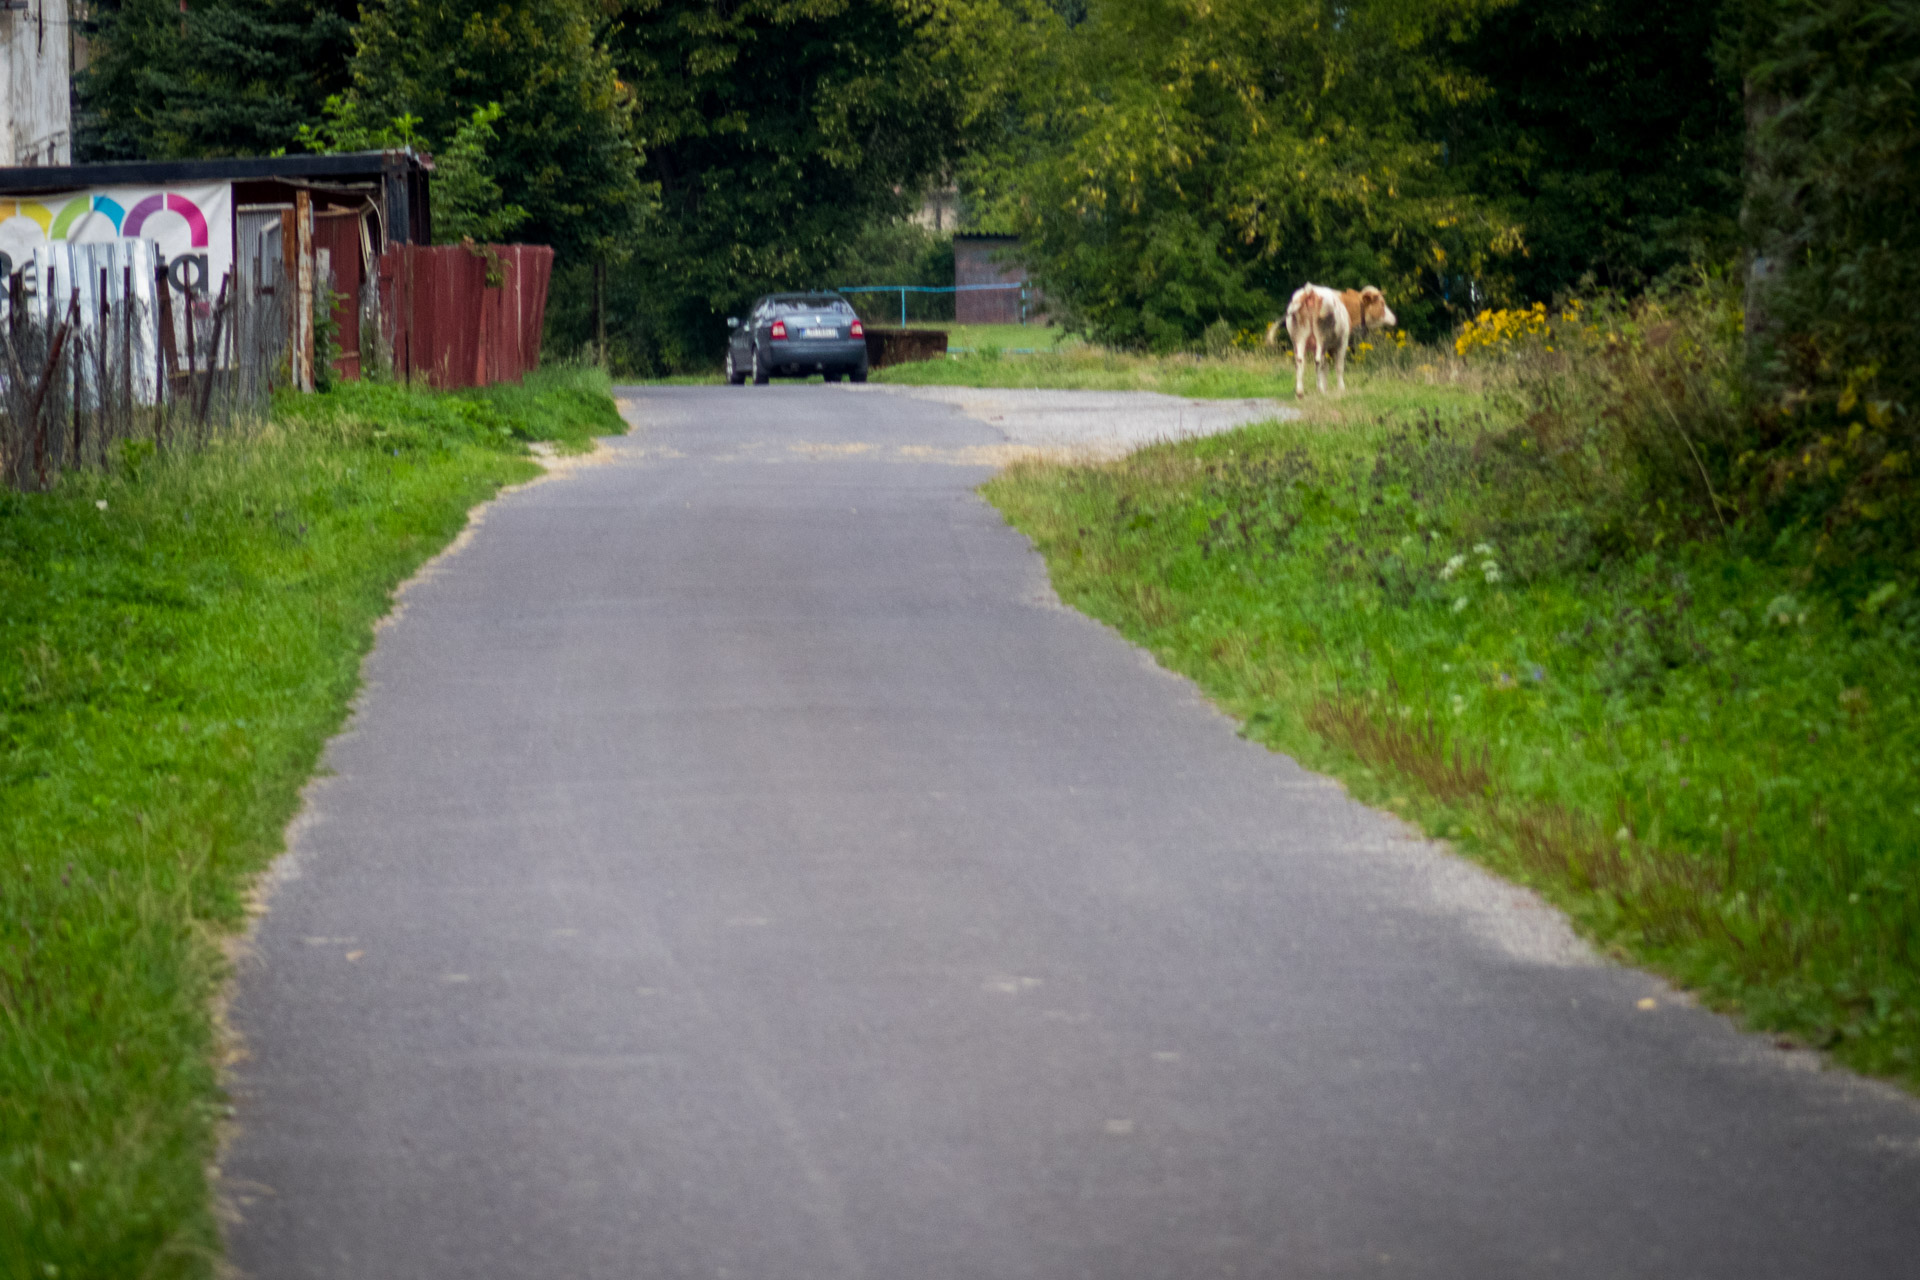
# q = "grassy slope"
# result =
<box><xmin>0</xmin><ymin>369</ymin><xmax>624</xmax><ymax>1279</ymax></box>
<box><xmin>981</xmin><ymin>373</ymin><xmax>1920</xmax><ymax>1091</ymax></box>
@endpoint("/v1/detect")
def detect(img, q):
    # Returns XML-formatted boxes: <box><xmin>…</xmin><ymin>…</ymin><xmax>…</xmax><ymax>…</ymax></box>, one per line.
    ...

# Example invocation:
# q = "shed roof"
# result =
<box><xmin>0</xmin><ymin>150</ymin><xmax>430</xmax><ymax>195</ymax></box>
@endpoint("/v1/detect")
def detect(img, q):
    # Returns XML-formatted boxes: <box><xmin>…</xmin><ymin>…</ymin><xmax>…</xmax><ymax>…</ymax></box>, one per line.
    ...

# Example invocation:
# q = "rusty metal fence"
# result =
<box><xmin>378</xmin><ymin>243</ymin><xmax>553</xmax><ymax>389</ymax></box>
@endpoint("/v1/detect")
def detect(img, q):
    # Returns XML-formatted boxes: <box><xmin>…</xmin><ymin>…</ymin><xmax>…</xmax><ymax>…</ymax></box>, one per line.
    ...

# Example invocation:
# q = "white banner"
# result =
<box><xmin>0</xmin><ymin>182</ymin><xmax>233</xmax><ymax>300</ymax></box>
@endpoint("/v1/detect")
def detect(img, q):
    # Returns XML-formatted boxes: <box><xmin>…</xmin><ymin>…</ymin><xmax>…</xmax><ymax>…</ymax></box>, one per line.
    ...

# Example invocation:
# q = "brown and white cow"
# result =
<box><xmin>1268</xmin><ymin>284</ymin><xmax>1351</xmax><ymax>396</ymax></box>
<box><xmin>1264</xmin><ymin>284</ymin><xmax>1397</xmax><ymax>396</ymax></box>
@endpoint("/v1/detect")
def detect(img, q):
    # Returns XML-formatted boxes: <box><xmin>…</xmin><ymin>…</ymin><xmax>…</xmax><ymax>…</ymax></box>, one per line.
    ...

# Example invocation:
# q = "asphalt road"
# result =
<box><xmin>224</xmin><ymin>385</ymin><xmax>1920</xmax><ymax>1279</ymax></box>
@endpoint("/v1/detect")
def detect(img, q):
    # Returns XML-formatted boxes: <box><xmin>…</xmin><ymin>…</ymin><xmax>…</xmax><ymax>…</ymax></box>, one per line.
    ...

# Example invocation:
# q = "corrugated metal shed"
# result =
<box><xmin>0</xmin><ymin>151</ymin><xmax>434</xmax><ymax>248</ymax></box>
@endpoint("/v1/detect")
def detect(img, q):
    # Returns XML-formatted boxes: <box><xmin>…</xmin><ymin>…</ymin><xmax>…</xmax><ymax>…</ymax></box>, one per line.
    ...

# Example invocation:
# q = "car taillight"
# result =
<box><xmin>770</xmin><ymin>319</ymin><xmax>788</xmax><ymax>340</ymax></box>
<box><xmin>850</xmin><ymin>319</ymin><xmax>864</xmax><ymax>337</ymax></box>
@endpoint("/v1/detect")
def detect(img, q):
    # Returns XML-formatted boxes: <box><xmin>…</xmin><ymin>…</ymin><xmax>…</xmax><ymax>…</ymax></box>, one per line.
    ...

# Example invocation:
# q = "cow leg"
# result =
<box><xmin>1293</xmin><ymin>335</ymin><xmax>1309</xmax><ymax>397</ymax></box>
<box><xmin>1335</xmin><ymin>338</ymin><xmax>1348</xmax><ymax>393</ymax></box>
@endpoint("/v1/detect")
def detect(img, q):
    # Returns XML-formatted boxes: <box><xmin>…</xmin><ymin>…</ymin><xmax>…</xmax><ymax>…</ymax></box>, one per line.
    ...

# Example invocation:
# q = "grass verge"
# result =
<box><xmin>872</xmin><ymin>340</ymin><xmax>1464</xmax><ymax>407</ymax></box>
<box><xmin>0</xmin><ymin>367</ymin><xmax>625</xmax><ymax>1279</ymax></box>
<box><xmin>984</xmin><ymin>377</ymin><xmax>1920</xmax><ymax>1091</ymax></box>
<box><xmin>902</xmin><ymin>322</ymin><xmax>1068</xmax><ymax>353</ymax></box>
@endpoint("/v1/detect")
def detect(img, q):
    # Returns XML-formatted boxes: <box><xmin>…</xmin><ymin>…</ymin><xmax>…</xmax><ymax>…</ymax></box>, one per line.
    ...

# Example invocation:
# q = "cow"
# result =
<box><xmin>1269</xmin><ymin>283</ymin><xmax>1352</xmax><ymax>397</ymax></box>
<box><xmin>1263</xmin><ymin>284</ymin><xmax>1398</xmax><ymax>396</ymax></box>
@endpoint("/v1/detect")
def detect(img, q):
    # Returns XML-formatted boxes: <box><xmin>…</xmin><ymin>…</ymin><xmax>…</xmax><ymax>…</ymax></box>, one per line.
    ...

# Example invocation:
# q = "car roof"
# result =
<box><xmin>761</xmin><ymin>293</ymin><xmax>847</xmax><ymax>306</ymax></box>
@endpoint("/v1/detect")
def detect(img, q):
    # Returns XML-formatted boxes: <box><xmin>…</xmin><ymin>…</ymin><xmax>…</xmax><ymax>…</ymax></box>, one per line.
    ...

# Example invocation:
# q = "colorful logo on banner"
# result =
<box><xmin>0</xmin><ymin>187</ymin><xmax>226</xmax><ymax>296</ymax></box>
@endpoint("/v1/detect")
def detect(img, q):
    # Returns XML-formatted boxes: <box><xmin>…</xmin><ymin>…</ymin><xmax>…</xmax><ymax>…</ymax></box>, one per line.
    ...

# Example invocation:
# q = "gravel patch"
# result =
<box><xmin>846</xmin><ymin>384</ymin><xmax>1297</xmax><ymax>457</ymax></box>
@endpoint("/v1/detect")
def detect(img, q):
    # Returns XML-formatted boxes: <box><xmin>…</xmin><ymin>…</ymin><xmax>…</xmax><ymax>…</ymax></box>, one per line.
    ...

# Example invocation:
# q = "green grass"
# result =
<box><xmin>872</xmin><ymin>340</ymin><xmax>1460</xmax><ymax>406</ymax></box>
<box><xmin>984</xmin><ymin>375</ymin><xmax>1920</xmax><ymax>1091</ymax></box>
<box><xmin>619</xmin><ymin>372</ymin><xmax>726</xmax><ymax>386</ymax></box>
<box><xmin>898</xmin><ymin>322</ymin><xmax>1068</xmax><ymax>353</ymax></box>
<box><xmin>0</xmin><ymin>367</ymin><xmax>625</xmax><ymax>1279</ymax></box>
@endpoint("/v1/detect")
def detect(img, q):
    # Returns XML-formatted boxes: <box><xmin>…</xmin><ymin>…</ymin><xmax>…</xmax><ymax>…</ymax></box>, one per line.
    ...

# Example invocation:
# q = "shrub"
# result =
<box><xmin>1742</xmin><ymin>0</ymin><xmax>1920</xmax><ymax>589</ymax></box>
<box><xmin>1453</xmin><ymin>301</ymin><xmax>1584</xmax><ymax>358</ymax></box>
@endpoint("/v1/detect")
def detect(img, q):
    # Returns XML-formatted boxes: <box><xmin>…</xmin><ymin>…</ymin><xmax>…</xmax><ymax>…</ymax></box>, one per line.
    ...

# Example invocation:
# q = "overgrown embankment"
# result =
<box><xmin>0</xmin><ymin>368</ymin><xmax>624</xmax><ymax>1279</ymax></box>
<box><xmin>984</xmin><ymin>300</ymin><xmax>1920</xmax><ymax>1091</ymax></box>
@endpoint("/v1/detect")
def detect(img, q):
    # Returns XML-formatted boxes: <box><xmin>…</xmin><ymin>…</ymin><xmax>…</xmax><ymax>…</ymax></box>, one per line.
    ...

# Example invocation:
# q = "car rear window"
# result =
<box><xmin>771</xmin><ymin>297</ymin><xmax>854</xmax><ymax>315</ymax></box>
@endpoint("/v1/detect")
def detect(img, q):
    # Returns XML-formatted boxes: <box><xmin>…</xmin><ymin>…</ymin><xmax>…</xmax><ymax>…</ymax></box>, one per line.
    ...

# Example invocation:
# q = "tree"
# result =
<box><xmin>298</xmin><ymin>97</ymin><xmax>529</xmax><ymax>245</ymax></box>
<box><xmin>1732</xmin><ymin>0</ymin><xmax>1920</xmax><ymax>582</ymax></box>
<box><xmin>582</xmin><ymin>0</ymin><xmax>1009</xmax><ymax>370</ymax></box>
<box><xmin>1439</xmin><ymin>0</ymin><xmax>1745</xmax><ymax>301</ymax></box>
<box><xmin>429</xmin><ymin>105</ymin><xmax>532</xmax><ymax>245</ymax></box>
<box><xmin>965</xmin><ymin>0</ymin><xmax>1521</xmax><ymax>348</ymax></box>
<box><xmin>77</xmin><ymin>0</ymin><xmax>359</xmax><ymax>160</ymax></box>
<box><xmin>348</xmin><ymin>0</ymin><xmax>642</xmax><ymax>261</ymax></box>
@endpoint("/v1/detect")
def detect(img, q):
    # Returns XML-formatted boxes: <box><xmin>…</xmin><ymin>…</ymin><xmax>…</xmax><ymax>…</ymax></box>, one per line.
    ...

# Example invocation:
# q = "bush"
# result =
<box><xmin>1440</xmin><ymin>276</ymin><xmax>1918</xmax><ymax>622</ymax></box>
<box><xmin>1742</xmin><ymin>0</ymin><xmax>1920</xmax><ymax>589</ymax></box>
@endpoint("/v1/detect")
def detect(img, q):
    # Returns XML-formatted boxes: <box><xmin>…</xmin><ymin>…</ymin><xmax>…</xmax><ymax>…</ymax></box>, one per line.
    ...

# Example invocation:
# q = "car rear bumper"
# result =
<box><xmin>769</xmin><ymin>338</ymin><xmax>867</xmax><ymax>373</ymax></box>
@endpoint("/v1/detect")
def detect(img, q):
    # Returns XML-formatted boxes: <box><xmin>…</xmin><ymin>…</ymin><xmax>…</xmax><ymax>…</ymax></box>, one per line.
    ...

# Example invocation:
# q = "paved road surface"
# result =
<box><xmin>224</xmin><ymin>386</ymin><xmax>1920</xmax><ymax>1279</ymax></box>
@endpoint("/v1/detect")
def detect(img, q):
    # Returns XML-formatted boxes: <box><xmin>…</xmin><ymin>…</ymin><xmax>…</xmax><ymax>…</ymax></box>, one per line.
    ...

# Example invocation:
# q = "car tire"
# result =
<box><xmin>751</xmin><ymin>345</ymin><xmax>770</xmax><ymax>386</ymax></box>
<box><xmin>725</xmin><ymin>349</ymin><xmax>747</xmax><ymax>386</ymax></box>
<box><xmin>850</xmin><ymin>364</ymin><xmax>869</xmax><ymax>384</ymax></box>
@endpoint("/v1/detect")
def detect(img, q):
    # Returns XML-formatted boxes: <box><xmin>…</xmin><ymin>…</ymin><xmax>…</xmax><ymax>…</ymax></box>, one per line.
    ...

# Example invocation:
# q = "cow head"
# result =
<box><xmin>1358</xmin><ymin>287</ymin><xmax>1396</xmax><ymax>331</ymax></box>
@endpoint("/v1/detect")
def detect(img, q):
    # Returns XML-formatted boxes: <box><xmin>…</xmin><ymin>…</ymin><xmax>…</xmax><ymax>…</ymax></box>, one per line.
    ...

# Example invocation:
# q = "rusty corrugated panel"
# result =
<box><xmin>375</xmin><ymin>243</ymin><xmax>554</xmax><ymax>389</ymax></box>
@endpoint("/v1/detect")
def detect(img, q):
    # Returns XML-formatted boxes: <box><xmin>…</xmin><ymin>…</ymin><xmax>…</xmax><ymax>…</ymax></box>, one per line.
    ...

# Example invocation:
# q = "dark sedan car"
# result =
<box><xmin>726</xmin><ymin>293</ymin><xmax>868</xmax><ymax>385</ymax></box>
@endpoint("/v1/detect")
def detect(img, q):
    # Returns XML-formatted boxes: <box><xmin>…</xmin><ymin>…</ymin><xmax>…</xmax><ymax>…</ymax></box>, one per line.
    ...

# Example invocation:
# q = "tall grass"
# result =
<box><xmin>1461</xmin><ymin>279</ymin><xmax>1917</xmax><ymax>620</ymax></box>
<box><xmin>0</xmin><ymin>367</ymin><xmax>622</xmax><ymax>1279</ymax></box>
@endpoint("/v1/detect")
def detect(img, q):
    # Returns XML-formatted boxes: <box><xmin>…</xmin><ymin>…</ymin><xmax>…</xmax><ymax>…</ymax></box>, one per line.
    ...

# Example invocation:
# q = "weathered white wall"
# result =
<box><xmin>0</xmin><ymin>0</ymin><xmax>72</xmax><ymax>167</ymax></box>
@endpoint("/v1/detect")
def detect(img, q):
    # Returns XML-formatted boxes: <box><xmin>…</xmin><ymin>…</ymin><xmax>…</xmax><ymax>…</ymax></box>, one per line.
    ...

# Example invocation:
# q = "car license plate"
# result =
<box><xmin>802</xmin><ymin>327</ymin><xmax>837</xmax><ymax>339</ymax></box>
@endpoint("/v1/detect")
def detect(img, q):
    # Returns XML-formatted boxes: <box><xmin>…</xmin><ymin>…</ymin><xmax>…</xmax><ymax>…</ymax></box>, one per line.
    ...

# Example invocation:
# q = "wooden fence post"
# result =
<box><xmin>294</xmin><ymin>190</ymin><xmax>315</xmax><ymax>392</ymax></box>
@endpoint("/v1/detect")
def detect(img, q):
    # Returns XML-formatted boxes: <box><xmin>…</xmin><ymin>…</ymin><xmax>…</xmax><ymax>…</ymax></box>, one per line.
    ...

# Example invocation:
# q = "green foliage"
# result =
<box><xmin>312</xmin><ymin>285</ymin><xmax>344</xmax><ymax>392</ymax></box>
<box><xmin>76</xmin><ymin>0</ymin><xmax>358</xmax><ymax>159</ymax></box>
<box><xmin>291</xmin><ymin>91</ymin><xmax>423</xmax><ymax>153</ymax></box>
<box><xmin>966</xmin><ymin>0</ymin><xmax>1522</xmax><ymax>349</ymax></box>
<box><xmin>986</xmin><ymin>363</ymin><xmax>1920</xmax><ymax>1090</ymax></box>
<box><xmin>0</xmin><ymin>368</ymin><xmax>621</xmax><ymax>1279</ymax></box>
<box><xmin>295</xmin><ymin>95</ymin><xmax>530</xmax><ymax>245</ymax></box>
<box><xmin>1740</xmin><ymin>0</ymin><xmax>1920</xmax><ymax>588</ymax></box>
<box><xmin>1467</xmin><ymin>282</ymin><xmax>1754</xmax><ymax>555</ymax></box>
<box><xmin>430</xmin><ymin>105</ymin><xmax>532</xmax><ymax>245</ymax></box>
<box><xmin>349</xmin><ymin>0</ymin><xmax>642</xmax><ymax>260</ymax></box>
<box><xmin>1440</xmin><ymin>0</ymin><xmax>1745</xmax><ymax>299</ymax></box>
<box><xmin>830</xmin><ymin>220</ymin><xmax>957</xmax><ymax>324</ymax></box>
<box><xmin>574</xmin><ymin>0</ymin><xmax>997</xmax><ymax>371</ymax></box>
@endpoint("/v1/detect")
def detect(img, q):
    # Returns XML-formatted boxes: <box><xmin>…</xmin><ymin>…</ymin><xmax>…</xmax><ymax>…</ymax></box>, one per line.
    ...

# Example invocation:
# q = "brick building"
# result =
<box><xmin>954</xmin><ymin>233</ymin><xmax>1045</xmax><ymax>325</ymax></box>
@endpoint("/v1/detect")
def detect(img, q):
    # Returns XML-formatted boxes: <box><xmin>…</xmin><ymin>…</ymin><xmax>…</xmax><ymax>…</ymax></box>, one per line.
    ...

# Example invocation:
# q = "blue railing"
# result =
<box><xmin>836</xmin><ymin>282</ymin><xmax>1030</xmax><ymax>327</ymax></box>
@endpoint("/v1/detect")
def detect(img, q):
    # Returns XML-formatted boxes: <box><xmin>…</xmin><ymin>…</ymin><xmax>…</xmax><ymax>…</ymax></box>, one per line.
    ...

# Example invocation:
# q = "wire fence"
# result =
<box><xmin>0</xmin><ymin>243</ymin><xmax>293</xmax><ymax>492</ymax></box>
